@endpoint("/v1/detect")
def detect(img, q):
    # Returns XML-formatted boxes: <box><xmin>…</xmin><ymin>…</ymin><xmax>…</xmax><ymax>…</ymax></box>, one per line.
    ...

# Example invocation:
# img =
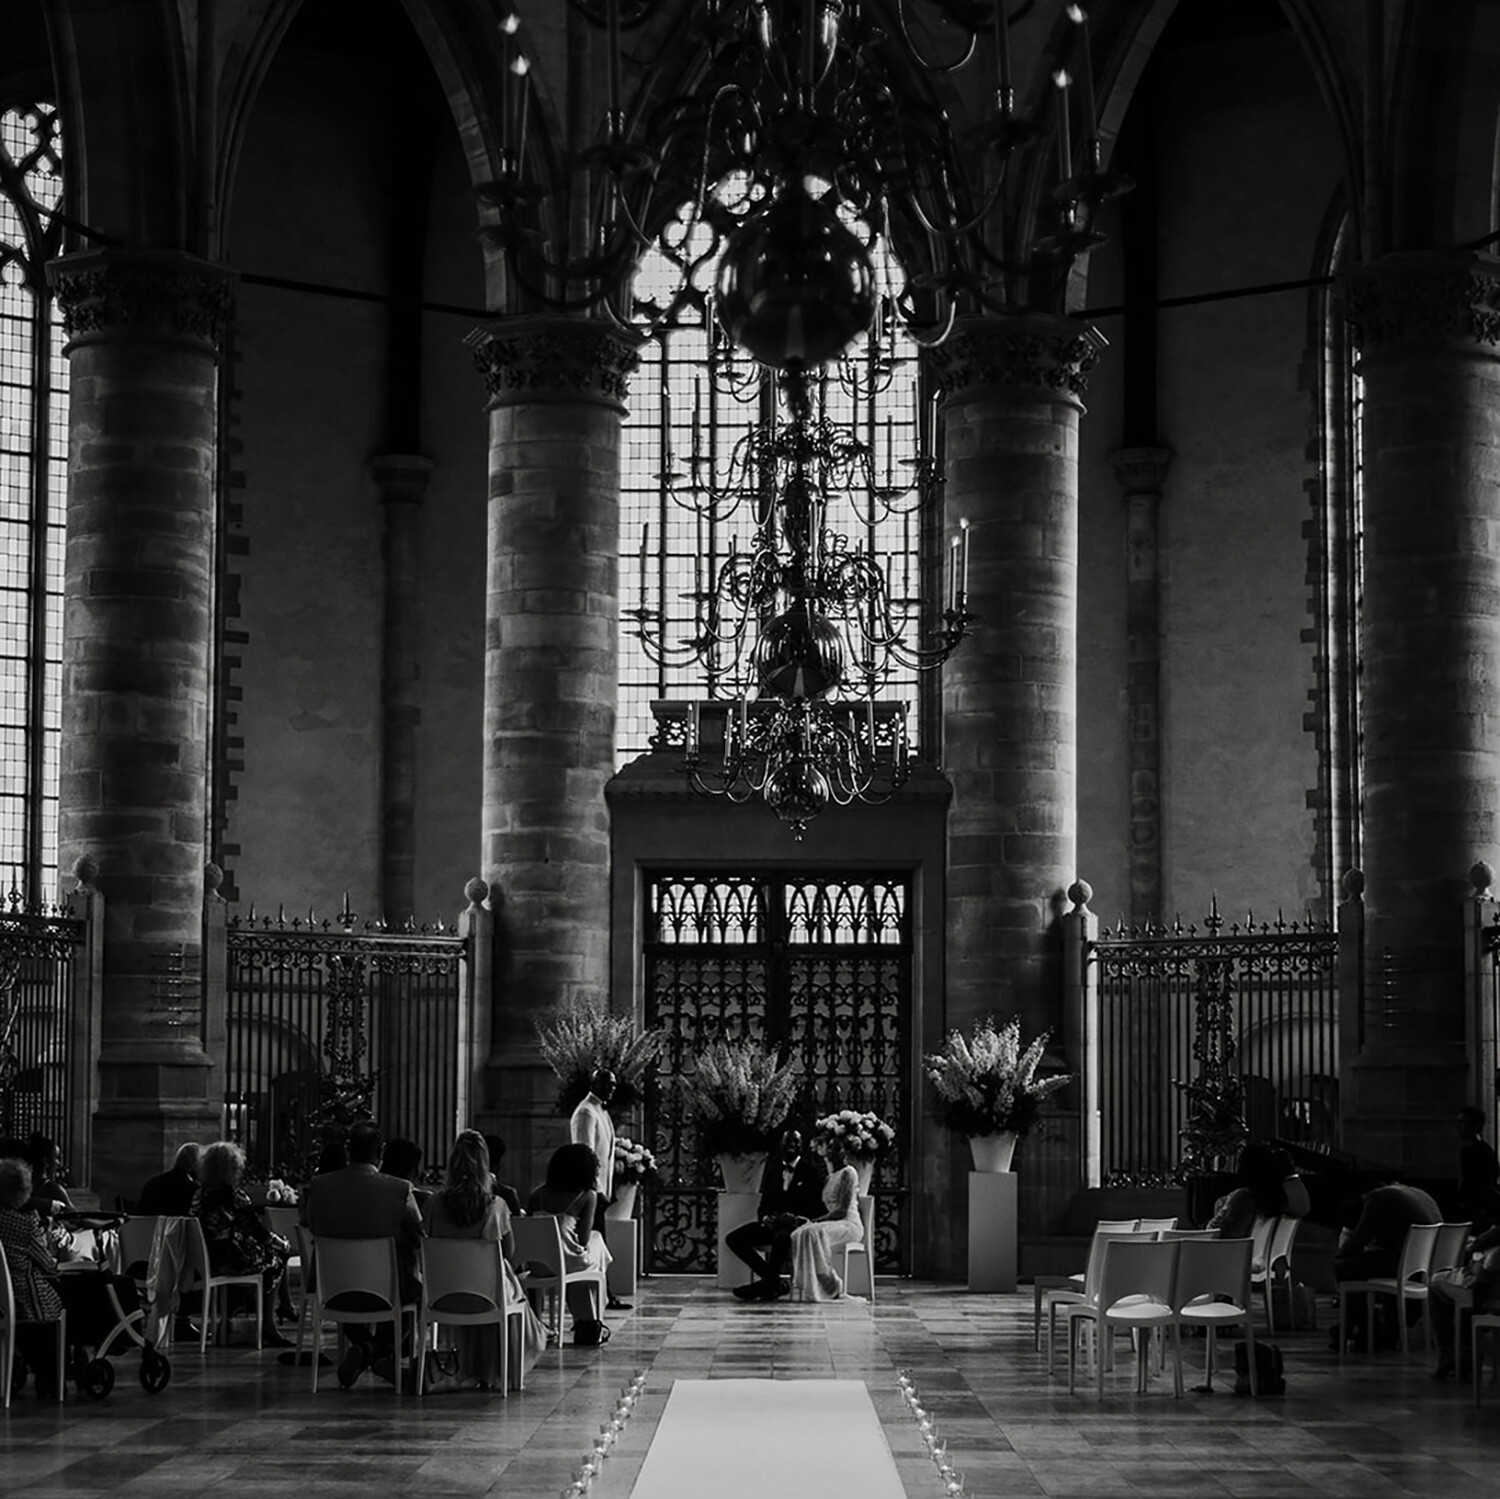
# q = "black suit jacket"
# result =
<box><xmin>758</xmin><ymin>1151</ymin><xmax>828</xmax><ymax>1221</ymax></box>
<box><xmin>139</xmin><ymin>1167</ymin><xmax>197</xmax><ymax>1216</ymax></box>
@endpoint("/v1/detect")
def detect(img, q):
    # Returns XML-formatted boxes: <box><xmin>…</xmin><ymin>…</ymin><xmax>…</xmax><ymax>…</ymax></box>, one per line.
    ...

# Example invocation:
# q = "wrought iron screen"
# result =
<box><xmin>225</xmin><ymin>917</ymin><xmax>464</xmax><ymax>1178</ymax></box>
<box><xmin>0</xmin><ymin>893</ymin><xmax>81</xmax><ymax>1162</ymax></box>
<box><xmin>643</xmin><ymin>871</ymin><xmax>911</xmax><ymax>1273</ymax></box>
<box><xmin>1094</xmin><ymin>909</ymin><xmax>1340</xmax><ymax>1182</ymax></box>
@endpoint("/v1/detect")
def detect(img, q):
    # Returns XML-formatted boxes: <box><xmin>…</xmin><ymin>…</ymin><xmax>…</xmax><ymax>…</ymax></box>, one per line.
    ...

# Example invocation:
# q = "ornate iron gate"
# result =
<box><xmin>643</xmin><ymin>871</ymin><xmax>911</xmax><ymax>1274</ymax></box>
<box><xmin>1094</xmin><ymin>904</ymin><xmax>1340</xmax><ymax>1182</ymax></box>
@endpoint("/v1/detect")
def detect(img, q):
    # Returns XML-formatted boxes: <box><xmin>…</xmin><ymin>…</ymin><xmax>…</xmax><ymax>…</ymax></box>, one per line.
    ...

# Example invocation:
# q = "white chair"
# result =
<box><xmin>1</xmin><ymin>1244</ymin><xmax>66</xmax><ymax>1406</ymax></box>
<box><xmin>1252</xmin><ymin>1215</ymin><xmax>1302</xmax><ymax>1333</ymax></box>
<box><xmin>417</xmin><ymin>1238</ymin><xmax>527</xmax><ymax>1396</ymax></box>
<box><xmin>511</xmin><ymin>1214</ymin><xmax>606</xmax><ymax>1343</ymax></box>
<box><xmin>292</xmin><ymin>1224</ymin><xmax>315</xmax><ymax>1358</ymax></box>
<box><xmin>1045</xmin><ymin>1229</ymin><xmax>1156</xmax><ymax>1372</ymax></box>
<box><xmin>840</xmin><ymin>1196</ymin><xmax>876</xmax><ymax>1300</ymax></box>
<box><xmin>181</xmin><ymin>1216</ymin><xmax>263</xmax><ymax>1351</ymax></box>
<box><xmin>1063</xmin><ymin>1237</ymin><xmax>1182</xmax><ymax>1398</ymax></box>
<box><xmin>116</xmin><ymin>1214</ymin><xmax>160</xmax><ymax>1296</ymax></box>
<box><xmin>1031</xmin><ymin>1219</ymin><xmax>1139</xmax><ymax>1350</ymax></box>
<box><xmin>1338</xmin><ymin>1222</ymin><xmax>1441</xmax><ymax>1356</ymax></box>
<box><xmin>1473</xmin><ymin>1311</ymin><xmax>1500</xmax><ymax>1406</ymax></box>
<box><xmin>1136</xmin><ymin>1217</ymin><xmax>1179</xmax><ymax>1233</ymax></box>
<box><xmin>1431</xmin><ymin>1222</ymin><xmax>1473</xmax><ymax>1277</ymax></box>
<box><xmin>1160</xmin><ymin>1229</ymin><xmax>1218</xmax><ymax>1241</ymax></box>
<box><xmin>308</xmin><ymin>1235</ymin><xmax>417</xmax><ymax>1394</ymax></box>
<box><xmin>1174</xmin><ymin>1236</ymin><xmax>1257</xmax><ymax>1394</ymax></box>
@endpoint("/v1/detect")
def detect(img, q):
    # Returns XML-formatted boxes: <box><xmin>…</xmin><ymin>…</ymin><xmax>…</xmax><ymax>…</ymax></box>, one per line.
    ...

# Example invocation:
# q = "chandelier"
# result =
<box><xmin>480</xmin><ymin>2</ymin><xmax>1123</xmax><ymax>832</ymax></box>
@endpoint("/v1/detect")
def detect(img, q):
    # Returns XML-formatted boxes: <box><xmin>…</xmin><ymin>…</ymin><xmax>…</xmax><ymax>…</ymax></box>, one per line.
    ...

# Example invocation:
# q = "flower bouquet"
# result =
<box><xmin>535</xmin><ymin>1001</ymin><xmax>666</xmax><ymax>1115</ymax></box>
<box><xmin>264</xmin><ymin>1177</ymin><xmax>297</xmax><ymax>1206</ymax></box>
<box><xmin>924</xmin><ymin>1015</ymin><xmax>1070</xmax><ymax>1168</ymax></box>
<box><xmin>613</xmin><ymin>1136</ymin><xmax>658</xmax><ymax>1186</ymax></box>
<box><xmin>677</xmin><ymin>1038</ymin><xmax>802</xmax><ymax>1187</ymax></box>
<box><xmin>812</xmin><ymin>1108</ymin><xmax>896</xmax><ymax>1194</ymax></box>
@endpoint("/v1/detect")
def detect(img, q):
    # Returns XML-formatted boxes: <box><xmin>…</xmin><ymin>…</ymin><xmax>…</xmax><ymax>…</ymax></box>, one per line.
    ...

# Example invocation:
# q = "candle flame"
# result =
<box><xmin>511</xmin><ymin>54</ymin><xmax>530</xmax><ymax>76</ymax></box>
<box><xmin>1052</xmin><ymin>68</ymin><xmax>1072</xmax><ymax>89</ymax></box>
<box><xmin>500</xmin><ymin>11</ymin><xmax>520</xmax><ymax>34</ymax></box>
<box><xmin>1066</xmin><ymin>4</ymin><xmax>1087</xmax><ymax>23</ymax></box>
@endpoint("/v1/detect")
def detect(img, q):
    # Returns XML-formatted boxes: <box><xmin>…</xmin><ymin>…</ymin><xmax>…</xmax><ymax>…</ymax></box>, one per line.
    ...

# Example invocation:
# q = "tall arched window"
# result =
<box><xmin>617</xmin><ymin>202</ymin><xmax>931</xmax><ymax>762</ymax></box>
<box><xmin>0</xmin><ymin>102</ymin><xmax>67</xmax><ymax>899</ymax></box>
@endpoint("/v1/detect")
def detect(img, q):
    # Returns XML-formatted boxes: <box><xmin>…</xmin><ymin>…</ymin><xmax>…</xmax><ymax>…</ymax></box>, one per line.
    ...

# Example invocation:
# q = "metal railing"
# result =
<box><xmin>1090</xmin><ymin>899</ymin><xmax>1341</xmax><ymax>1183</ymax></box>
<box><xmin>217</xmin><ymin>888</ymin><xmax>488</xmax><ymax>1179</ymax></box>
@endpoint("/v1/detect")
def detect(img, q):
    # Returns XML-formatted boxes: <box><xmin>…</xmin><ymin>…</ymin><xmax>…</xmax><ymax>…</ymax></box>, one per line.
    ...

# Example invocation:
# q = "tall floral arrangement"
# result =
<box><xmin>677</xmin><ymin>1038</ymin><xmax>802</xmax><ymax>1157</ymax></box>
<box><xmin>924</xmin><ymin>1015</ymin><xmax>1070</xmax><ymax>1138</ymax></box>
<box><xmin>812</xmin><ymin>1109</ymin><xmax>896</xmax><ymax>1161</ymax></box>
<box><xmin>535</xmin><ymin>1002</ymin><xmax>666</xmax><ymax>1116</ymax></box>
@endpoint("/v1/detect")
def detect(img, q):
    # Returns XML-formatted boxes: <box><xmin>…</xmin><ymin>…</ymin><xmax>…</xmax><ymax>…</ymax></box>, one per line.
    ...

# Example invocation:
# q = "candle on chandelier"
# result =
<box><xmin>639</xmin><ymin>523</ymin><xmax>649</xmax><ymax>605</ymax></box>
<box><xmin>1052</xmin><ymin>69</ymin><xmax>1073</xmax><ymax>181</ymax></box>
<box><xmin>991</xmin><ymin>0</ymin><xmax>1014</xmax><ymax>111</ymax></box>
<box><xmin>606</xmin><ymin>0</ymin><xmax>623</xmax><ymax>137</ymax></box>
<box><xmin>511</xmin><ymin>54</ymin><xmax>531</xmax><ymax>169</ymax></box>
<box><xmin>959</xmin><ymin>517</ymin><xmax>971</xmax><ymax>603</ymax></box>
<box><xmin>1066</xmin><ymin>5</ymin><xmax>1098</xmax><ymax>167</ymax></box>
<box><xmin>947</xmin><ymin>532</ymin><xmax>961</xmax><ymax>614</ymax></box>
<box><xmin>692</xmin><ymin>377</ymin><xmax>703</xmax><ymax>465</ymax></box>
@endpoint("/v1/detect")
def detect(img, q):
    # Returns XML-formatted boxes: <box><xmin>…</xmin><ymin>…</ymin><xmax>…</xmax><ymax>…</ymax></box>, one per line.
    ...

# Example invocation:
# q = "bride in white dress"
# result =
<box><xmin>790</xmin><ymin>1144</ymin><xmax>863</xmax><ymax>1301</ymax></box>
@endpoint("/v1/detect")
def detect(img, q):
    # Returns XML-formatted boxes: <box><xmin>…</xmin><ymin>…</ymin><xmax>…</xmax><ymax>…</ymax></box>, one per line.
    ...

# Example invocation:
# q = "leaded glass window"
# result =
<box><xmin>617</xmin><ymin>203</ymin><xmax>929</xmax><ymax>762</ymax></box>
<box><xmin>0</xmin><ymin>102</ymin><xmax>66</xmax><ymax>899</ymax></box>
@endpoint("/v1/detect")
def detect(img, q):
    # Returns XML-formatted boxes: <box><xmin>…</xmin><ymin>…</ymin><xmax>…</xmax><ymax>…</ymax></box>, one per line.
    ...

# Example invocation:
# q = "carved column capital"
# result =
<box><xmin>369</xmin><ymin>453</ymin><xmax>435</xmax><ymax>506</ymax></box>
<box><xmin>50</xmin><ymin>249</ymin><xmax>235</xmax><ymax>356</ymax></box>
<box><xmin>466</xmin><ymin>316</ymin><xmax>642</xmax><ymax>411</ymax></box>
<box><xmin>925</xmin><ymin>313</ymin><xmax>1107</xmax><ymax>405</ymax></box>
<box><xmin>1338</xmin><ymin>252</ymin><xmax>1500</xmax><ymax>353</ymax></box>
<box><xmin>1110</xmin><ymin>446</ymin><xmax>1172</xmax><ymax>496</ymax></box>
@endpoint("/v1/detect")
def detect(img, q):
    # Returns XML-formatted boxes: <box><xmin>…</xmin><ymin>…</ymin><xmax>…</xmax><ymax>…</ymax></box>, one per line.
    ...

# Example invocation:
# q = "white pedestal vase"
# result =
<box><xmin>604</xmin><ymin>1182</ymin><xmax>638</xmax><ymax>1221</ymax></box>
<box><xmin>968</xmin><ymin>1132</ymin><xmax>1018</xmax><ymax>1173</ymax></box>
<box><xmin>715</xmin><ymin>1153</ymin><xmax>768</xmax><ymax>1195</ymax></box>
<box><xmin>852</xmin><ymin>1159</ymin><xmax>876</xmax><ymax>1196</ymax></box>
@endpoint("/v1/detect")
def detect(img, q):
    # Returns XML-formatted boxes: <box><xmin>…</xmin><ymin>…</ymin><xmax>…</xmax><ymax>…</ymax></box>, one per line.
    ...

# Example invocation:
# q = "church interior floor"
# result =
<box><xmin>2</xmin><ymin>1277</ymin><xmax>1496</xmax><ymax>1498</ymax></box>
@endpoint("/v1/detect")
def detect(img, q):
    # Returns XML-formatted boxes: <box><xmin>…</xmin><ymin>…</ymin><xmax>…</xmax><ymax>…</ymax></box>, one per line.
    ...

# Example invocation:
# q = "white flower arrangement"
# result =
<box><xmin>924</xmin><ymin>1015</ymin><xmax>1071</xmax><ymax>1139</ymax></box>
<box><xmin>264</xmin><ymin>1178</ymin><xmax>297</xmax><ymax>1205</ymax></box>
<box><xmin>613</xmin><ymin>1136</ymin><xmax>658</xmax><ymax>1185</ymax></box>
<box><xmin>677</xmin><ymin>1038</ymin><xmax>802</xmax><ymax>1157</ymax></box>
<box><xmin>535</xmin><ymin>1002</ymin><xmax>667</xmax><ymax>1115</ymax></box>
<box><xmin>812</xmin><ymin>1108</ymin><xmax>896</xmax><ymax>1160</ymax></box>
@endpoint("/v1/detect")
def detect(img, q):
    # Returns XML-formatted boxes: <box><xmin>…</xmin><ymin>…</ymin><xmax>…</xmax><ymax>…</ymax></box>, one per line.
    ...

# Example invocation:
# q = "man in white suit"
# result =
<box><xmin>569</xmin><ymin>1066</ymin><xmax>630</xmax><ymax>1309</ymax></box>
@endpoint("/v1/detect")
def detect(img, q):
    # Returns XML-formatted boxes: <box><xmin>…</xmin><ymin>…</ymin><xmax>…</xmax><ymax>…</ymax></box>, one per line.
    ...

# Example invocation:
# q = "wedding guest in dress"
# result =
<box><xmin>729</xmin><ymin>1127</ymin><xmax>828</xmax><ymax>1302</ymax></box>
<box><xmin>0</xmin><ymin>1155</ymin><xmax>68</xmax><ymax>1395</ymax></box>
<box><xmin>24</xmin><ymin>1134</ymin><xmax>73</xmax><ymax>1214</ymax></box>
<box><xmin>527</xmin><ymin>1143</ymin><xmax>612</xmax><ymax>1332</ymax></box>
<box><xmin>1207</xmin><ymin>1141</ymin><xmax>1310</xmax><ymax>1243</ymax></box>
<box><xmin>192</xmin><ymin>1140</ymin><xmax>293</xmax><ymax>1347</ymax></box>
<box><xmin>789</xmin><ymin>1142</ymin><xmax>863</xmax><ymax>1302</ymax></box>
<box><xmin>139</xmin><ymin>1143</ymin><xmax>202</xmax><ymax>1216</ymax></box>
<box><xmin>421</xmin><ymin>1130</ymin><xmax>545</xmax><ymax>1388</ymax></box>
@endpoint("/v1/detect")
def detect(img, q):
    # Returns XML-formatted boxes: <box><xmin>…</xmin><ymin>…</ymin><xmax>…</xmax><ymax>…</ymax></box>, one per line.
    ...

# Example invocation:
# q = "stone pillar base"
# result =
<box><xmin>92</xmin><ymin>1095</ymin><xmax>222</xmax><ymax>1209</ymax></box>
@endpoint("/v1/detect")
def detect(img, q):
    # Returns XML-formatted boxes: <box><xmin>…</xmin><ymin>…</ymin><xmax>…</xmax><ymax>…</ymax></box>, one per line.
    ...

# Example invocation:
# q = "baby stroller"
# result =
<box><xmin>31</xmin><ymin>1210</ymin><xmax>171</xmax><ymax>1398</ymax></box>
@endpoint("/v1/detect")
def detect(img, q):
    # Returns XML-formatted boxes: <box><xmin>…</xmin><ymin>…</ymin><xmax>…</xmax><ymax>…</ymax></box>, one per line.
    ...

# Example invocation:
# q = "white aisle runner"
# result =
<box><xmin>628</xmin><ymin>1378</ymin><xmax>907</xmax><ymax>1499</ymax></box>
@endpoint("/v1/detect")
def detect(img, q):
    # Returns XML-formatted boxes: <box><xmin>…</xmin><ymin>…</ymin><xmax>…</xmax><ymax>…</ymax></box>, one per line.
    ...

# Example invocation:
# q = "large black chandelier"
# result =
<box><xmin>481</xmin><ymin>2</ymin><xmax>1123</xmax><ymax>832</ymax></box>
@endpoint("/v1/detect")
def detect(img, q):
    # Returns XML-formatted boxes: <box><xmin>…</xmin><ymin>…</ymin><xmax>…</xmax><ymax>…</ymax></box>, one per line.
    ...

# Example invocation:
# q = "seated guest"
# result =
<box><xmin>0</xmin><ymin>1155</ymin><xmax>141</xmax><ymax>1395</ymax></box>
<box><xmin>379</xmin><ymin>1137</ymin><xmax>430</xmax><ymax>1211</ymax></box>
<box><xmin>789</xmin><ymin>1139</ymin><xmax>864</xmax><ymax>1302</ymax></box>
<box><xmin>483</xmin><ymin>1132</ymin><xmax>523</xmax><ymax>1215</ymax></box>
<box><xmin>24</xmin><ymin>1134</ymin><xmax>73</xmax><ymax>1214</ymax></box>
<box><xmin>1333</xmin><ymin>1174</ymin><xmax>1441</xmax><ymax>1349</ymax></box>
<box><xmin>1207</xmin><ymin>1141</ymin><xmax>1309</xmax><ymax>1246</ymax></box>
<box><xmin>526</xmin><ymin>1143</ymin><xmax>612</xmax><ymax>1332</ymax></box>
<box><xmin>729</xmin><ymin>1127</ymin><xmax>828</xmax><ymax>1301</ymax></box>
<box><xmin>421</xmin><ymin>1130</ymin><xmax>545</xmax><ymax>1389</ymax></box>
<box><xmin>1430</xmin><ymin>1222</ymin><xmax>1500</xmax><ymax>1381</ymax></box>
<box><xmin>140</xmin><ymin>1143</ymin><xmax>202</xmax><ymax>1216</ymax></box>
<box><xmin>192</xmin><ymin>1140</ymin><xmax>292</xmax><ymax>1348</ymax></box>
<box><xmin>300</xmin><ymin>1119</ymin><xmax>423</xmax><ymax>1387</ymax></box>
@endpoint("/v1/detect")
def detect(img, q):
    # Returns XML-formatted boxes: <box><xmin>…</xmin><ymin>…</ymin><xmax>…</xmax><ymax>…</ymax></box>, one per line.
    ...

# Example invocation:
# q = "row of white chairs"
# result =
<box><xmin>1057</xmin><ymin>1235</ymin><xmax>1262</xmax><ymax>1398</ymax></box>
<box><xmin>1336</xmin><ymin>1221</ymin><xmax>1470</xmax><ymax>1357</ymax></box>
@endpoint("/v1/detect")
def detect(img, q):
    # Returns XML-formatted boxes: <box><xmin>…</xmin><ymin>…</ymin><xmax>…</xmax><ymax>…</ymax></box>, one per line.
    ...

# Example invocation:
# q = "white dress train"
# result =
<box><xmin>790</xmin><ymin>1164</ymin><xmax>863</xmax><ymax>1301</ymax></box>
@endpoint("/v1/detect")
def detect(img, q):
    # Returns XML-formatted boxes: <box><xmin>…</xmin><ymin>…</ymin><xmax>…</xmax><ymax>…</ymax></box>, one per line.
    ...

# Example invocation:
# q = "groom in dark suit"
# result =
<box><xmin>728</xmin><ymin>1128</ymin><xmax>828</xmax><ymax>1301</ymax></box>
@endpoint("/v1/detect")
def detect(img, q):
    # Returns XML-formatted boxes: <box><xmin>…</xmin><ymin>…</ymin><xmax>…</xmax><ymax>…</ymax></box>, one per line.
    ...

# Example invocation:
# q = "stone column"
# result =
<box><xmin>927</xmin><ymin>314</ymin><xmax>1104</xmax><ymax>1255</ymax></box>
<box><xmin>1338</xmin><ymin>252</ymin><xmax>1500</xmax><ymax>1177</ymax></box>
<box><xmin>50</xmin><ymin>248</ymin><xmax>234</xmax><ymax>1201</ymax></box>
<box><xmin>370</xmin><ymin>453</ymin><xmax>433</xmax><ymax>928</ymax></box>
<box><xmin>1112</xmin><ymin>447</ymin><xmax>1171</xmax><ymax>928</ymax></box>
<box><xmin>468</xmin><ymin>316</ymin><xmax>639</xmax><ymax>1187</ymax></box>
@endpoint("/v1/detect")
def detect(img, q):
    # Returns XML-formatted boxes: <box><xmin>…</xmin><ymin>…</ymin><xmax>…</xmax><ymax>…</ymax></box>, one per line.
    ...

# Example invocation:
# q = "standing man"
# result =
<box><xmin>1457</xmin><ymin>1106</ymin><xmax>1500</xmax><ymax>1232</ymax></box>
<box><xmin>570</xmin><ymin>1066</ymin><xmax>629</xmax><ymax>1310</ymax></box>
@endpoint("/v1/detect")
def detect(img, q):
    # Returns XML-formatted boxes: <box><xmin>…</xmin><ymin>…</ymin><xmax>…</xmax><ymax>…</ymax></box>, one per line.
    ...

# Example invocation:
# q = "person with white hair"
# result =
<box><xmin>140</xmin><ymin>1142</ymin><xmax>202</xmax><ymax>1215</ymax></box>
